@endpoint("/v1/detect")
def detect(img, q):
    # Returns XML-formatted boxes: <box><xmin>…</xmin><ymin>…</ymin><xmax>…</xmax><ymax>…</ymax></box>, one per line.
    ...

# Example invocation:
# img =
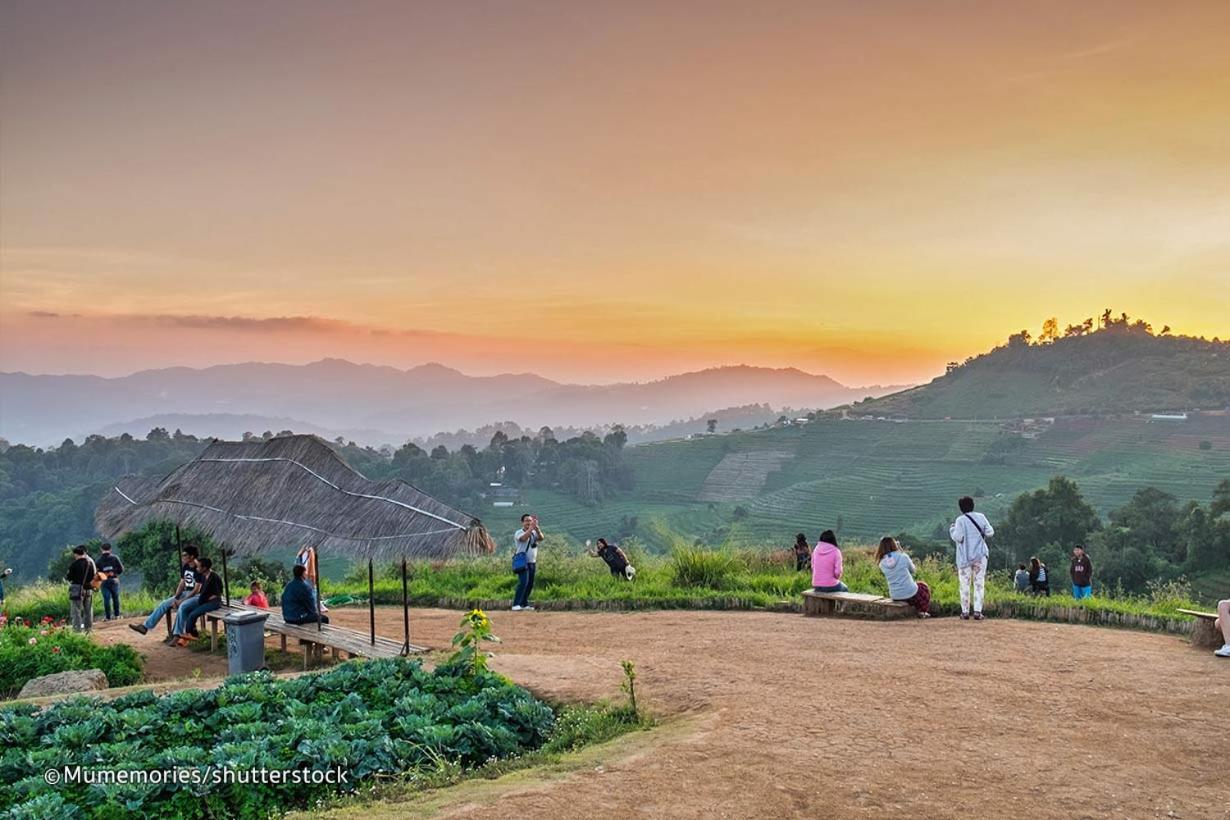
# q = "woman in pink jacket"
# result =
<box><xmin>811</xmin><ymin>530</ymin><xmax>847</xmax><ymax>593</ymax></box>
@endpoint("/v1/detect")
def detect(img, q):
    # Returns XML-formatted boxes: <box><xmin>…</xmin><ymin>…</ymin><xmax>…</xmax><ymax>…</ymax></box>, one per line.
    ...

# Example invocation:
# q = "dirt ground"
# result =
<box><xmin>94</xmin><ymin>608</ymin><xmax>1228</xmax><ymax>819</ymax></box>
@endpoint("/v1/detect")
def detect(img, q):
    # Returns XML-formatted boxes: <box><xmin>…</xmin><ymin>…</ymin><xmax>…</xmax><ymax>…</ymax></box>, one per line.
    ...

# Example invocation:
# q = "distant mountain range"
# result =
<box><xmin>853</xmin><ymin>330</ymin><xmax>1230</xmax><ymax>419</ymax></box>
<box><xmin>0</xmin><ymin>360</ymin><xmax>905</xmax><ymax>446</ymax></box>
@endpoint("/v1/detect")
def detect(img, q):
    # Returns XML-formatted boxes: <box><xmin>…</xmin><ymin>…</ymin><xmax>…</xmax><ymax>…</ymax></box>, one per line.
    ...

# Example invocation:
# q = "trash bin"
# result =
<box><xmin>224</xmin><ymin>610</ymin><xmax>270</xmax><ymax>675</ymax></box>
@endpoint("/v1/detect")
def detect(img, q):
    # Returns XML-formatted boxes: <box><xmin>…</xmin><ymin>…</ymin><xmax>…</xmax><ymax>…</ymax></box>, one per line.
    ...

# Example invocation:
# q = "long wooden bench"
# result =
<box><xmin>803</xmin><ymin>590</ymin><xmax>914</xmax><ymax>620</ymax></box>
<box><xmin>1178</xmin><ymin>608</ymin><xmax>1223</xmax><ymax>649</ymax></box>
<box><xmin>201</xmin><ymin>604</ymin><xmax>426</xmax><ymax>669</ymax></box>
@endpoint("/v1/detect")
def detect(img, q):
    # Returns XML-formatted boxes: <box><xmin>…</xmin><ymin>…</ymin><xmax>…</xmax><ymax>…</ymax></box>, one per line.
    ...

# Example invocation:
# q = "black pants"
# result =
<box><xmin>286</xmin><ymin>614</ymin><xmax>330</xmax><ymax>625</ymax></box>
<box><xmin>513</xmin><ymin>563</ymin><xmax>537</xmax><ymax>607</ymax></box>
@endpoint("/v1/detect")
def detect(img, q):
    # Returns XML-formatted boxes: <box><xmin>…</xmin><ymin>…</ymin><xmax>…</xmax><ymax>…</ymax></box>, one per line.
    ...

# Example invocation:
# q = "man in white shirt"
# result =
<box><xmin>512</xmin><ymin>513</ymin><xmax>543</xmax><ymax>611</ymax></box>
<box><xmin>950</xmin><ymin>496</ymin><xmax>994</xmax><ymax>621</ymax></box>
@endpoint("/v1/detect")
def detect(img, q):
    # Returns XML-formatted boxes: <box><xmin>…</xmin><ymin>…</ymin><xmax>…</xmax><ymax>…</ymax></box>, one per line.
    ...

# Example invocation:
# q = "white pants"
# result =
<box><xmin>958</xmin><ymin>561</ymin><xmax>986</xmax><ymax>614</ymax></box>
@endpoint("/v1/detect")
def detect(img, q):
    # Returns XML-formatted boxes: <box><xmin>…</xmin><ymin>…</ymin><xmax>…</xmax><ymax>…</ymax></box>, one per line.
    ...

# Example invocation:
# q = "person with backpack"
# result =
<box><xmin>95</xmin><ymin>543</ymin><xmax>124</xmax><ymax>620</ymax></box>
<box><xmin>1029</xmin><ymin>557</ymin><xmax>1051</xmax><ymax>596</ymax></box>
<box><xmin>64</xmin><ymin>545</ymin><xmax>96</xmax><ymax>632</ymax></box>
<box><xmin>512</xmin><ymin>513</ymin><xmax>543</xmax><ymax>611</ymax></box>
<box><xmin>949</xmin><ymin>496</ymin><xmax>993</xmax><ymax>621</ymax></box>
<box><xmin>811</xmin><ymin>530</ymin><xmax>847</xmax><ymax>593</ymax></box>
<box><xmin>1070</xmin><ymin>546</ymin><xmax>1093</xmax><ymax>599</ymax></box>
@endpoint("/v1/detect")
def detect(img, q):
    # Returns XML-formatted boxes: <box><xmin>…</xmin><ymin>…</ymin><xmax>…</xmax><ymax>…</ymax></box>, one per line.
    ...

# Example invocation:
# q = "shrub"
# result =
<box><xmin>669</xmin><ymin>547</ymin><xmax>739</xmax><ymax>590</ymax></box>
<box><xmin>0</xmin><ymin>621</ymin><xmax>143</xmax><ymax>698</ymax></box>
<box><xmin>1</xmin><ymin>657</ymin><xmax>556</xmax><ymax>818</ymax></box>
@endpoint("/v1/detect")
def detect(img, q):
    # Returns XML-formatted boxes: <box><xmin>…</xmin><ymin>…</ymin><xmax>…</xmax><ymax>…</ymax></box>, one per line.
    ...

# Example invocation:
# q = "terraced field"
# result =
<box><xmin>482</xmin><ymin>415</ymin><xmax>1230</xmax><ymax>552</ymax></box>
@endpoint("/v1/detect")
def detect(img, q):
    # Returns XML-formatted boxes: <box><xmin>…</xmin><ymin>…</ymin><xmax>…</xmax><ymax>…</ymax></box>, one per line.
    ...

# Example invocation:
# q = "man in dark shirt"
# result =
<box><xmin>174</xmin><ymin>557</ymin><xmax>224</xmax><ymax>646</ymax></box>
<box><xmin>282</xmin><ymin>565</ymin><xmax>329</xmax><ymax>625</ymax></box>
<box><xmin>95</xmin><ymin>543</ymin><xmax>124</xmax><ymax>621</ymax></box>
<box><xmin>64</xmin><ymin>545</ymin><xmax>96</xmax><ymax>632</ymax></box>
<box><xmin>131</xmin><ymin>545</ymin><xmax>200</xmax><ymax>637</ymax></box>
<box><xmin>1070</xmin><ymin>546</ymin><xmax>1094</xmax><ymax>599</ymax></box>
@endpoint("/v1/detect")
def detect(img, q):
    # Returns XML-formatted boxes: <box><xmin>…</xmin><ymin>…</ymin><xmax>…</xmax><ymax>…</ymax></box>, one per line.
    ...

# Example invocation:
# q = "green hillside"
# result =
<box><xmin>484</xmin><ymin>413</ymin><xmax>1230</xmax><ymax>551</ymax></box>
<box><xmin>856</xmin><ymin>323</ymin><xmax>1230</xmax><ymax>420</ymax></box>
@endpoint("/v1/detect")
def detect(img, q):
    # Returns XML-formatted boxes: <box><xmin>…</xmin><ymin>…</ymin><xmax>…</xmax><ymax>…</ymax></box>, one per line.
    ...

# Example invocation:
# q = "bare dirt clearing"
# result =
<box><xmin>96</xmin><ymin>608</ymin><xmax>1228</xmax><ymax>819</ymax></box>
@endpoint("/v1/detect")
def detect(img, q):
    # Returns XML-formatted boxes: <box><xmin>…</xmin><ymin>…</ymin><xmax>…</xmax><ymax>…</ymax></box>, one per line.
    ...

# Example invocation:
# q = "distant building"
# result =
<box><xmin>1150</xmin><ymin>413</ymin><xmax>1189</xmax><ymax>421</ymax></box>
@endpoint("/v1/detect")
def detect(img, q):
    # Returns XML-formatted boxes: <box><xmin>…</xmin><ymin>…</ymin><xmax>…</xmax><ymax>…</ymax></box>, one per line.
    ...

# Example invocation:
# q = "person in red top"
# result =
<box><xmin>244</xmin><ymin>581</ymin><xmax>269</xmax><ymax>609</ymax></box>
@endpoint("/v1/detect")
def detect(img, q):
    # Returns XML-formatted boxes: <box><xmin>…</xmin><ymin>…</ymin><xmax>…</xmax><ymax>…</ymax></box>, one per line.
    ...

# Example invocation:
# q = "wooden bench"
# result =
<box><xmin>202</xmin><ymin>604</ymin><xmax>425</xmax><ymax>669</ymax></box>
<box><xmin>803</xmin><ymin>590</ymin><xmax>914</xmax><ymax>620</ymax></box>
<box><xmin>1178</xmin><ymin>608</ymin><xmax>1223</xmax><ymax>649</ymax></box>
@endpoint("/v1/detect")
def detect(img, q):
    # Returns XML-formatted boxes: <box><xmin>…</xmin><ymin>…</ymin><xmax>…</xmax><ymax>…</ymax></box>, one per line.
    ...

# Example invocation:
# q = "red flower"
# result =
<box><xmin>41</xmin><ymin>616</ymin><xmax>54</xmax><ymax>624</ymax></box>
<box><xmin>52</xmin><ymin>646</ymin><xmax>61</xmax><ymax>654</ymax></box>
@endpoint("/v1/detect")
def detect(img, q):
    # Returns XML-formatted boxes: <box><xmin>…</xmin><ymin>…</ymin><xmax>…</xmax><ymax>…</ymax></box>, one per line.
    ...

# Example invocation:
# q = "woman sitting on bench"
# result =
<box><xmin>282</xmin><ymin>565</ymin><xmax>330</xmax><ymax>625</ymax></box>
<box><xmin>876</xmin><ymin>537</ymin><xmax>931</xmax><ymax>618</ymax></box>
<box><xmin>811</xmin><ymin>530</ymin><xmax>847</xmax><ymax>593</ymax></box>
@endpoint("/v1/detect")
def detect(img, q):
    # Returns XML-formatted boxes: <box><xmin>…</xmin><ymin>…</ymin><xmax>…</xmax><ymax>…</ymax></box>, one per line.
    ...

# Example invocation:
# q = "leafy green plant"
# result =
<box><xmin>620</xmin><ymin>660</ymin><xmax>638</xmax><ymax>719</ymax></box>
<box><xmin>0</xmin><ymin>621</ymin><xmax>143</xmax><ymax>698</ymax></box>
<box><xmin>1</xmin><ymin>658</ymin><xmax>555</xmax><ymax>818</ymax></box>
<box><xmin>446</xmin><ymin>608</ymin><xmax>500</xmax><ymax>677</ymax></box>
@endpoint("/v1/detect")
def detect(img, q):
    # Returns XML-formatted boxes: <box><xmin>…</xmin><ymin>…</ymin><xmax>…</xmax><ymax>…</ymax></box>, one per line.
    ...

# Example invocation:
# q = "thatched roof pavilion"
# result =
<box><xmin>96</xmin><ymin>434</ymin><xmax>494</xmax><ymax>649</ymax></box>
<box><xmin>96</xmin><ymin>434</ymin><xmax>494</xmax><ymax>560</ymax></box>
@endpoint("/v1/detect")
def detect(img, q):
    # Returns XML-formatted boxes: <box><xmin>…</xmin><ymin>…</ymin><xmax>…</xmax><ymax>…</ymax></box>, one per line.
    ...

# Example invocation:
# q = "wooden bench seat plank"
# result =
<box><xmin>203</xmin><ymin>604</ymin><xmax>425</xmax><ymax>661</ymax></box>
<box><xmin>802</xmin><ymin>589</ymin><xmax>914</xmax><ymax>620</ymax></box>
<box><xmin>1177</xmin><ymin>608</ymin><xmax>1223</xmax><ymax>649</ymax></box>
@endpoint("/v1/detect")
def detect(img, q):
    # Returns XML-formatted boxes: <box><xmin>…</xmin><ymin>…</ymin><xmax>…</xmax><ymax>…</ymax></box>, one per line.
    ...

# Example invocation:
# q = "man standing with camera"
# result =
<box><xmin>512</xmin><ymin>513</ymin><xmax>543</xmax><ymax>611</ymax></box>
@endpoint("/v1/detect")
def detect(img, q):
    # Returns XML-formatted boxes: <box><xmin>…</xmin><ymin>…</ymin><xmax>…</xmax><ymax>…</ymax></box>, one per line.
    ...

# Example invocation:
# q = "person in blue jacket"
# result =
<box><xmin>282</xmin><ymin>565</ymin><xmax>329</xmax><ymax>625</ymax></box>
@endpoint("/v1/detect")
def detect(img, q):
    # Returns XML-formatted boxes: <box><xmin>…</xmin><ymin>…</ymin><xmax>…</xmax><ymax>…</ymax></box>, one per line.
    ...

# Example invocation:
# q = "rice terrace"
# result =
<box><xmin>4</xmin><ymin>1</ymin><xmax>1230</xmax><ymax>818</ymax></box>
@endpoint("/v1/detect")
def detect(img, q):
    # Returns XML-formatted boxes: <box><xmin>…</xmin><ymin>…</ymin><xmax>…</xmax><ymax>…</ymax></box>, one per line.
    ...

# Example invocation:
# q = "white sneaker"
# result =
<box><xmin>1215</xmin><ymin>644</ymin><xmax>1230</xmax><ymax>658</ymax></box>
<box><xmin>511</xmin><ymin>605</ymin><xmax>523</xmax><ymax>611</ymax></box>
<box><xmin>523</xmin><ymin>605</ymin><xmax>535</xmax><ymax>611</ymax></box>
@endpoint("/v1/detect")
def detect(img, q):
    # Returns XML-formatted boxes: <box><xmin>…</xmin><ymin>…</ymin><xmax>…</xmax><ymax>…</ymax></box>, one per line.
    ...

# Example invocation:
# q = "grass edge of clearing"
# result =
<box><xmin>295</xmin><ymin>706</ymin><xmax>674</xmax><ymax>820</ymax></box>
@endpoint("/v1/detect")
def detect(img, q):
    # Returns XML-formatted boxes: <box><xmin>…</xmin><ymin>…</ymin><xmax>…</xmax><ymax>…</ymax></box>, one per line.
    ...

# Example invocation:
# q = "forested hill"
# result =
<box><xmin>856</xmin><ymin>317</ymin><xmax>1229</xmax><ymax>419</ymax></box>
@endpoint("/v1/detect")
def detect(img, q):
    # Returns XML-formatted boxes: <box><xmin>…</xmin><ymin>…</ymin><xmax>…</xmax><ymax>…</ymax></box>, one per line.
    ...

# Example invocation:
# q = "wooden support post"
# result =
<box><xmin>220</xmin><ymin>548</ymin><xmax>230</xmax><ymax>607</ymax></box>
<box><xmin>210</xmin><ymin>618</ymin><xmax>219</xmax><ymax>654</ymax></box>
<box><xmin>401</xmin><ymin>558</ymin><xmax>410</xmax><ymax>655</ymax></box>
<box><xmin>369</xmin><ymin>558</ymin><xmax>376</xmax><ymax>646</ymax></box>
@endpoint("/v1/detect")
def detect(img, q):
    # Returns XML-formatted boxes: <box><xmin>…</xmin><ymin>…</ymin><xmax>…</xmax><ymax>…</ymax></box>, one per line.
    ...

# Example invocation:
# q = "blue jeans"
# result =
<box><xmin>101</xmin><ymin>579</ymin><xmax>121</xmax><ymax>619</ymax></box>
<box><xmin>513</xmin><ymin>563</ymin><xmax>537</xmax><ymax>608</ymax></box>
<box><xmin>172</xmin><ymin>595</ymin><xmax>201</xmax><ymax>635</ymax></box>
<box><xmin>145</xmin><ymin>594</ymin><xmax>186</xmax><ymax>630</ymax></box>
<box><xmin>177</xmin><ymin>599</ymin><xmax>220</xmax><ymax>636</ymax></box>
<box><xmin>1072</xmin><ymin>584</ymin><xmax>1092</xmax><ymax>599</ymax></box>
<box><xmin>814</xmin><ymin>582</ymin><xmax>848</xmax><ymax>593</ymax></box>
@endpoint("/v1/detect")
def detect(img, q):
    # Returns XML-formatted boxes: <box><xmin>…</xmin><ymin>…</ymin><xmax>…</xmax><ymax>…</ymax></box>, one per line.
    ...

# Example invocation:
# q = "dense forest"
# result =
<box><xmin>859</xmin><ymin>312</ymin><xmax>1230</xmax><ymax>418</ymax></box>
<box><xmin>0</xmin><ymin>426</ymin><xmax>633</xmax><ymax>581</ymax></box>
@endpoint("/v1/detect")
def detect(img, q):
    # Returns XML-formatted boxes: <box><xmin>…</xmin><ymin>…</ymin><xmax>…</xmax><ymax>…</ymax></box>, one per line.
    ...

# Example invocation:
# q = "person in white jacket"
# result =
<box><xmin>950</xmin><ymin>496</ymin><xmax>994</xmax><ymax>621</ymax></box>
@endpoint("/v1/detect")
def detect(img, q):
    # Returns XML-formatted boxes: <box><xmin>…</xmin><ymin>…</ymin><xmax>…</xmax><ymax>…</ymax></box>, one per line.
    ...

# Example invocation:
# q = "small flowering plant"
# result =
<box><xmin>448</xmin><ymin>608</ymin><xmax>500</xmax><ymax>677</ymax></box>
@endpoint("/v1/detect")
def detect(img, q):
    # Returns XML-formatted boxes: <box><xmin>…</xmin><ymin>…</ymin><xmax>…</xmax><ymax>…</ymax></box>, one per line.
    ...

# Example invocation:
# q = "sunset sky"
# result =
<box><xmin>2</xmin><ymin>0</ymin><xmax>1228</xmax><ymax>385</ymax></box>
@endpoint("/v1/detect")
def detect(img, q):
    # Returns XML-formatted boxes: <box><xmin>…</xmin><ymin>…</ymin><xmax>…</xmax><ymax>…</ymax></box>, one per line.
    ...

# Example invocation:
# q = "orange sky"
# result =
<box><xmin>2</xmin><ymin>0</ymin><xmax>1228</xmax><ymax>384</ymax></box>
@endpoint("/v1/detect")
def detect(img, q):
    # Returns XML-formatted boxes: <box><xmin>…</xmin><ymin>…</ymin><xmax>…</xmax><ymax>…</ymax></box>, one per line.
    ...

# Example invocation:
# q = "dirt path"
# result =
<box><xmin>95</xmin><ymin>609</ymin><xmax>1228</xmax><ymax>818</ymax></box>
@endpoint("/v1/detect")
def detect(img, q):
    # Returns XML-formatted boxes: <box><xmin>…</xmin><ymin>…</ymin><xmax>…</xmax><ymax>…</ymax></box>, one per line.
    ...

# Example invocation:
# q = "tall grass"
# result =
<box><xmin>3</xmin><ymin>548</ymin><xmax>1206</xmax><ymax>627</ymax></box>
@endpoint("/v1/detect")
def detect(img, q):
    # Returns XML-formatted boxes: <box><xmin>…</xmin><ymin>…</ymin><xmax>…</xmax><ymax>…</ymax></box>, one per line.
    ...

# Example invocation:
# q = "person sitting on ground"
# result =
<box><xmin>244</xmin><ymin>581</ymin><xmax>269</xmax><ymax>609</ymax></box>
<box><xmin>792</xmin><ymin>533</ymin><xmax>811</xmax><ymax>572</ymax></box>
<box><xmin>174</xmin><ymin>558</ymin><xmax>223</xmax><ymax>646</ymax></box>
<box><xmin>1028</xmin><ymin>557</ymin><xmax>1051</xmax><ymax>596</ymax></box>
<box><xmin>1215</xmin><ymin>598</ymin><xmax>1230</xmax><ymax>659</ymax></box>
<box><xmin>811</xmin><ymin>530</ymin><xmax>847</xmax><ymax>593</ymax></box>
<box><xmin>1069</xmin><ymin>546</ymin><xmax>1093</xmax><ymax>599</ymax></box>
<box><xmin>588</xmin><ymin>538</ymin><xmax>633</xmax><ymax>580</ymax></box>
<box><xmin>1014</xmin><ymin>563</ymin><xmax>1030</xmax><ymax>593</ymax></box>
<box><xmin>282</xmin><ymin>564</ymin><xmax>330</xmax><ymax>625</ymax></box>
<box><xmin>876</xmin><ymin>536</ymin><xmax>931</xmax><ymax>618</ymax></box>
<box><xmin>131</xmin><ymin>545</ymin><xmax>199</xmax><ymax>637</ymax></box>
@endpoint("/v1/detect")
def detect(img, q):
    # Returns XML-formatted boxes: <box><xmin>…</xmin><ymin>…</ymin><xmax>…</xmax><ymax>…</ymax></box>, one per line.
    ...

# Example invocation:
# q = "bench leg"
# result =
<box><xmin>331</xmin><ymin>646</ymin><xmax>339</xmax><ymax>663</ymax></box>
<box><xmin>165</xmin><ymin>610</ymin><xmax>173</xmax><ymax>637</ymax></box>
<box><xmin>210</xmin><ymin>619</ymin><xmax>218</xmax><ymax>653</ymax></box>
<box><xmin>280</xmin><ymin>634</ymin><xmax>287</xmax><ymax>653</ymax></box>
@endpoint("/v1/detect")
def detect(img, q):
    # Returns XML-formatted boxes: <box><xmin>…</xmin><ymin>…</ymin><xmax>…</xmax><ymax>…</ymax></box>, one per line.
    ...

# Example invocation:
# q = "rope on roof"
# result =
<box><xmin>194</xmin><ymin>456</ymin><xmax>465</xmax><ymax>530</ymax></box>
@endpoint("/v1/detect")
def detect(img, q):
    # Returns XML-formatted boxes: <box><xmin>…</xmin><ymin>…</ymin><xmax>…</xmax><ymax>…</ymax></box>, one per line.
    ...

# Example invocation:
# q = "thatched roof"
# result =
<box><xmin>96</xmin><ymin>435</ymin><xmax>494</xmax><ymax>560</ymax></box>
